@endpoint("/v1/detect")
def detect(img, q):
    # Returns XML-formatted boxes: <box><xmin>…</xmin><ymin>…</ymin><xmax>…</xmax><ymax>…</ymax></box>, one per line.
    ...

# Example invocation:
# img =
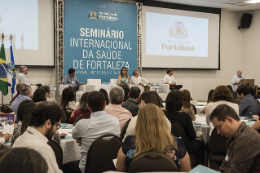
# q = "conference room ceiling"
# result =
<box><xmin>152</xmin><ymin>0</ymin><xmax>260</xmax><ymax>11</ymax></box>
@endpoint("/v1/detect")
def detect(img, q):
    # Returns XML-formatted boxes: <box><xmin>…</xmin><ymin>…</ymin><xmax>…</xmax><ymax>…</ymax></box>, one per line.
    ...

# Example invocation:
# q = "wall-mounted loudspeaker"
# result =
<box><xmin>238</xmin><ymin>13</ymin><xmax>252</xmax><ymax>30</ymax></box>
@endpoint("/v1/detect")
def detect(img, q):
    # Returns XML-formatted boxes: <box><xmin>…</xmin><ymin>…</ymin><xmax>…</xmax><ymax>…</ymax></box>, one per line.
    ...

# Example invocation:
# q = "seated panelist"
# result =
<box><xmin>131</xmin><ymin>70</ymin><xmax>152</xmax><ymax>87</ymax></box>
<box><xmin>117</xmin><ymin>67</ymin><xmax>130</xmax><ymax>101</ymax></box>
<box><xmin>63</xmin><ymin>68</ymin><xmax>86</xmax><ymax>92</ymax></box>
<box><xmin>17</xmin><ymin>66</ymin><xmax>40</xmax><ymax>87</ymax></box>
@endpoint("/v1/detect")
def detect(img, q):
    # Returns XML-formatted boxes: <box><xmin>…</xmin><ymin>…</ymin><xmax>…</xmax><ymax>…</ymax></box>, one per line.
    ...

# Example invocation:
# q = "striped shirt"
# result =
<box><xmin>220</xmin><ymin>122</ymin><xmax>260</xmax><ymax>173</ymax></box>
<box><xmin>10</xmin><ymin>95</ymin><xmax>31</xmax><ymax>115</ymax></box>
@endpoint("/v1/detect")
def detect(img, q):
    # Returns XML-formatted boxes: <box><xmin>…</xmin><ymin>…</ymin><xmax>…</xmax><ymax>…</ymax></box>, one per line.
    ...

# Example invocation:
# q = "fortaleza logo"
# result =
<box><xmin>162</xmin><ymin>21</ymin><xmax>194</xmax><ymax>51</ymax></box>
<box><xmin>169</xmin><ymin>22</ymin><xmax>188</xmax><ymax>39</ymax></box>
<box><xmin>88</xmin><ymin>10</ymin><xmax>118</xmax><ymax>21</ymax></box>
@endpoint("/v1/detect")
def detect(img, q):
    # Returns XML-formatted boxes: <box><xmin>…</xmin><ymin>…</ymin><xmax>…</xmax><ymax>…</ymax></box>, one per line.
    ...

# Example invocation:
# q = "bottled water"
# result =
<box><xmin>54</xmin><ymin>84</ymin><xmax>56</xmax><ymax>90</ymax></box>
<box><xmin>49</xmin><ymin>84</ymin><xmax>52</xmax><ymax>90</ymax></box>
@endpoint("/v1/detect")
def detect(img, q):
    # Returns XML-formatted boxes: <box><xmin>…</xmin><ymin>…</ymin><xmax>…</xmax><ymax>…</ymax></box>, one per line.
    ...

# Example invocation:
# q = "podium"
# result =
<box><xmin>238</xmin><ymin>79</ymin><xmax>255</xmax><ymax>88</ymax></box>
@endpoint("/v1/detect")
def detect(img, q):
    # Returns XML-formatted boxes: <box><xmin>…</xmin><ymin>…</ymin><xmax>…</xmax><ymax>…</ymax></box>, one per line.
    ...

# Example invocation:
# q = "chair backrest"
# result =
<box><xmin>85</xmin><ymin>134</ymin><xmax>122</xmax><ymax>173</ymax></box>
<box><xmin>210</xmin><ymin>127</ymin><xmax>229</xmax><ymax>155</ymax></box>
<box><xmin>128</xmin><ymin>151</ymin><xmax>178</xmax><ymax>173</ymax></box>
<box><xmin>110</xmin><ymin>79</ymin><xmax>118</xmax><ymax>85</ymax></box>
<box><xmin>87</xmin><ymin>79</ymin><xmax>101</xmax><ymax>91</ymax></box>
<box><xmin>47</xmin><ymin>140</ymin><xmax>63</xmax><ymax>169</ymax></box>
<box><xmin>62</xmin><ymin>108</ymin><xmax>74</xmax><ymax>123</ymax></box>
<box><xmin>74</xmin><ymin>113</ymin><xmax>91</xmax><ymax>124</ymax></box>
<box><xmin>171</xmin><ymin>121</ymin><xmax>187</xmax><ymax>149</ymax></box>
<box><xmin>120</xmin><ymin>118</ymin><xmax>131</xmax><ymax>140</ymax></box>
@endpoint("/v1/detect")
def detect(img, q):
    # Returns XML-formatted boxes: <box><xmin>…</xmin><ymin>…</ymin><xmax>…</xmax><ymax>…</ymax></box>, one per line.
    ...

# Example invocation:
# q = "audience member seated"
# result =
<box><xmin>122</xmin><ymin>86</ymin><xmax>141</xmax><ymax>117</ymax></box>
<box><xmin>61</xmin><ymin>87</ymin><xmax>77</xmax><ymax>111</ymax></box>
<box><xmin>32</xmin><ymin>88</ymin><xmax>46</xmax><ymax>103</ymax></box>
<box><xmin>210</xmin><ymin>104</ymin><xmax>260</xmax><ymax>173</ymax></box>
<box><xmin>206</xmin><ymin>85</ymin><xmax>239</xmax><ymax>136</ymax></box>
<box><xmin>164</xmin><ymin>90</ymin><xmax>205</xmax><ymax>164</ymax></box>
<box><xmin>199</xmin><ymin>89</ymin><xmax>214</xmax><ymax>114</ymax></box>
<box><xmin>69</xmin><ymin>92</ymin><xmax>91</xmax><ymax>124</ymax></box>
<box><xmin>0</xmin><ymin>132</ymin><xmax>11</xmax><ymax>146</ymax></box>
<box><xmin>237</xmin><ymin>85</ymin><xmax>260</xmax><ymax>117</ymax></box>
<box><xmin>131</xmin><ymin>70</ymin><xmax>152</xmax><ymax>91</ymax></box>
<box><xmin>105</xmin><ymin>87</ymin><xmax>132</xmax><ymax>129</ymax></box>
<box><xmin>12</xmin><ymin>102</ymin><xmax>63</xmax><ymax>173</ymax></box>
<box><xmin>10</xmin><ymin>83</ymin><xmax>25</xmax><ymax>104</ymax></box>
<box><xmin>99</xmin><ymin>88</ymin><xmax>110</xmax><ymax>105</ymax></box>
<box><xmin>10</xmin><ymin>85</ymin><xmax>32</xmax><ymax>115</ymax></box>
<box><xmin>41</xmin><ymin>85</ymin><xmax>57</xmax><ymax>103</ymax></box>
<box><xmin>123</xmin><ymin>91</ymin><xmax>171</xmax><ymax>141</ymax></box>
<box><xmin>151</xmin><ymin>91</ymin><xmax>165</xmax><ymax>110</ymax></box>
<box><xmin>117</xmin><ymin>67</ymin><xmax>130</xmax><ymax>101</ymax></box>
<box><xmin>116</xmin><ymin>104</ymin><xmax>192</xmax><ymax>172</ymax></box>
<box><xmin>11</xmin><ymin>100</ymin><xmax>61</xmax><ymax>146</ymax></box>
<box><xmin>11</xmin><ymin>100</ymin><xmax>36</xmax><ymax>146</ymax></box>
<box><xmin>63</xmin><ymin>91</ymin><xmax>120</xmax><ymax>173</ymax></box>
<box><xmin>181</xmin><ymin>89</ymin><xmax>195</xmax><ymax>121</ymax></box>
<box><xmin>0</xmin><ymin>148</ymin><xmax>48</xmax><ymax>173</ymax></box>
<box><xmin>63</xmin><ymin>68</ymin><xmax>86</xmax><ymax>92</ymax></box>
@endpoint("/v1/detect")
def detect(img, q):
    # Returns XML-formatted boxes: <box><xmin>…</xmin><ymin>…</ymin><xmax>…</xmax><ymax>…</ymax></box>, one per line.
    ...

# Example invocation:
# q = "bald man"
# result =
<box><xmin>232</xmin><ymin>70</ymin><xmax>244</xmax><ymax>99</ymax></box>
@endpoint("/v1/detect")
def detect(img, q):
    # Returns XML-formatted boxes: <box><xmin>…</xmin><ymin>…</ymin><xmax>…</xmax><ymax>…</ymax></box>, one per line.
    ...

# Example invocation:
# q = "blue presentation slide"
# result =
<box><xmin>146</xmin><ymin>12</ymin><xmax>209</xmax><ymax>57</ymax></box>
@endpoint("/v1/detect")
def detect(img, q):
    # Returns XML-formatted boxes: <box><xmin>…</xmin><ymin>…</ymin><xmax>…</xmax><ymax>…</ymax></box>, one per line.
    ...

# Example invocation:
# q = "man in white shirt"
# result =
<box><xmin>63</xmin><ymin>91</ymin><xmax>121</xmax><ymax>173</ymax></box>
<box><xmin>131</xmin><ymin>70</ymin><xmax>152</xmax><ymax>87</ymax></box>
<box><xmin>12</xmin><ymin>102</ymin><xmax>63</xmax><ymax>173</ymax></box>
<box><xmin>232</xmin><ymin>70</ymin><xmax>244</xmax><ymax>99</ymax></box>
<box><xmin>163</xmin><ymin>68</ymin><xmax>182</xmax><ymax>90</ymax></box>
<box><xmin>17</xmin><ymin>66</ymin><xmax>35</xmax><ymax>86</ymax></box>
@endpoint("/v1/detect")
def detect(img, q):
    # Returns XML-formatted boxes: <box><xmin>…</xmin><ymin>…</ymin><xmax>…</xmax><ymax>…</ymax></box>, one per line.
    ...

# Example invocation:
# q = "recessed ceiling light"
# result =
<box><xmin>245</xmin><ymin>0</ymin><xmax>260</xmax><ymax>3</ymax></box>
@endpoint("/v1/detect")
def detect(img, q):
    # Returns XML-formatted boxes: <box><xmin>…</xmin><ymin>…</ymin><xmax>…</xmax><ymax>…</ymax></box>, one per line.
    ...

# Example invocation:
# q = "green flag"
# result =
<box><xmin>0</xmin><ymin>43</ymin><xmax>8</xmax><ymax>95</ymax></box>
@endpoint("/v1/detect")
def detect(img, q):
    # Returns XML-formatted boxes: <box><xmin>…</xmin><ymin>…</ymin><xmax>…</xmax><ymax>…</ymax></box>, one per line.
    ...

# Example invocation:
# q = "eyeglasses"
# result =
<box><xmin>122</xmin><ymin>70</ymin><xmax>127</xmax><ymax>71</ymax></box>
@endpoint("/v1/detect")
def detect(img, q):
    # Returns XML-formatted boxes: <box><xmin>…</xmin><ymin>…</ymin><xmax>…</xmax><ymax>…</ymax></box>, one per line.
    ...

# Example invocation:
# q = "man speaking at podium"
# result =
<box><xmin>163</xmin><ymin>68</ymin><xmax>182</xmax><ymax>90</ymax></box>
<box><xmin>232</xmin><ymin>70</ymin><xmax>244</xmax><ymax>99</ymax></box>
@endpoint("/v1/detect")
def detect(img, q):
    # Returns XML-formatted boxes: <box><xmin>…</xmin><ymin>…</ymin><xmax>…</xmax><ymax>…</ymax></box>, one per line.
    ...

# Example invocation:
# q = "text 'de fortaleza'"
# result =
<box><xmin>70</xmin><ymin>28</ymin><xmax>133</xmax><ymax>74</ymax></box>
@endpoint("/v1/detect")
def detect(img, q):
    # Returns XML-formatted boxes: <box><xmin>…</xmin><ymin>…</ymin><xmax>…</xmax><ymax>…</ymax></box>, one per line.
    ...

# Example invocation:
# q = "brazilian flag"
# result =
<box><xmin>0</xmin><ymin>43</ymin><xmax>8</xmax><ymax>95</ymax></box>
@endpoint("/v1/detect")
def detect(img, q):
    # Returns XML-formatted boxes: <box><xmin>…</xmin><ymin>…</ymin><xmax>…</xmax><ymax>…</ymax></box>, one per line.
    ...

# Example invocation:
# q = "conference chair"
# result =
<box><xmin>87</xmin><ymin>79</ymin><xmax>101</xmax><ymax>91</ymax></box>
<box><xmin>120</xmin><ymin>118</ymin><xmax>131</xmax><ymax>141</ymax></box>
<box><xmin>85</xmin><ymin>134</ymin><xmax>122</xmax><ymax>173</ymax></box>
<box><xmin>74</xmin><ymin>113</ymin><xmax>91</xmax><ymax>125</ymax></box>
<box><xmin>128</xmin><ymin>151</ymin><xmax>178</xmax><ymax>173</ymax></box>
<box><xmin>110</xmin><ymin>79</ymin><xmax>118</xmax><ymax>89</ymax></box>
<box><xmin>59</xmin><ymin>84</ymin><xmax>95</xmax><ymax>96</ymax></box>
<box><xmin>171</xmin><ymin>121</ymin><xmax>200</xmax><ymax>168</ymax></box>
<box><xmin>208</xmin><ymin>127</ymin><xmax>229</xmax><ymax>170</ymax></box>
<box><xmin>62</xmin><ymin>108</ymin><xmax>74</xmax><ymax>123</ymax></box>
<box><xmin>47</xmin><ymin>139</ymin><xmax>63</xmax><ymax>169</ymax></box>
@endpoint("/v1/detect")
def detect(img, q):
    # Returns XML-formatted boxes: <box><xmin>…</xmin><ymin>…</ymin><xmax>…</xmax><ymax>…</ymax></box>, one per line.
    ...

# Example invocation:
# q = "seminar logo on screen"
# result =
<box><xmin>169</xmin><ymin>22</ymin><xmax>188</xmax><ymax>39</ymax></box>
<box><xmin>88</xmin><ymin>10</ymin><xmax>118</xmax><ymax>21</ymax></box>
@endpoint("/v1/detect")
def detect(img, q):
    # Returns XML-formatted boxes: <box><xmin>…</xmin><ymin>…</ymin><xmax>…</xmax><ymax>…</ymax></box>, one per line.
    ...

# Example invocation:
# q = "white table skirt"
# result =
<box><xmin>3</xmin><ymin>127</ymin><xmax>81</xmax><ymax>164</ymax></box>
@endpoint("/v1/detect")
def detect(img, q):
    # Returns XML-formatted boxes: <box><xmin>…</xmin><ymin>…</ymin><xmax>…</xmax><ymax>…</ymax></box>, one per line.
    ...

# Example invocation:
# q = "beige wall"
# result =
<box><xmin>2</xmin><ymin>10</ymin><xmax>259</xmax><ymax>104</ymax></box>
<box><xmin>142</xmin><ymin>10</ymin><xmax>244</xmax><ymax>100</ymax></box>
<box><xmin>241</xmin><ymin>10</ymin><xmax>260</xmax><ymax>85</ymax></box>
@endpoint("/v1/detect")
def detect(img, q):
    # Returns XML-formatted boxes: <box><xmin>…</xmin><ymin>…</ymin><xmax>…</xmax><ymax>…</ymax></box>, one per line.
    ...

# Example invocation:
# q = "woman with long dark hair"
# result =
<box><xmin>69</xmin><ymin>92</ymin><xmax>91</xmax><ymax>124</ymax></box>
<box><xmin>11</xmin><ymin>100</ymin><xmax>36</xmax><ymax>146</ymax></box>
<box><xmin>117</xmin><ymin>67</ymin><xmax>130</xmax><ymax>101</ymax></box>
<box><xmin>61</xmin><ymin>87</ymin><xmax>76</xmax><ymax>111</ymax></box>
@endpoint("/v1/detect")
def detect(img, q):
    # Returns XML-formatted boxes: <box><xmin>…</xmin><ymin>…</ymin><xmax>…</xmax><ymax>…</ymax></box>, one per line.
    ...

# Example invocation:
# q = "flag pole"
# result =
<box><xmin>1</xmin><ymin>33</ymin><xmax>4</xmax><ymax>105</ymax></box>
<box><xmin>10</xmin><ymin>34</ymin><xmax>13</xmax><ymax>100</ymax></box>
